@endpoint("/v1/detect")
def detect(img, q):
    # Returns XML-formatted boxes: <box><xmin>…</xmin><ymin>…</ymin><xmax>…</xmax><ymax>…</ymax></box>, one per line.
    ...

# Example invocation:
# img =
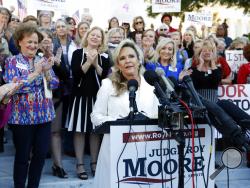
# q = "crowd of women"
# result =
<box><xmin>0</xmin><ymin>7</ymin><xmax>250</xmax><ymax>188</ymax></box>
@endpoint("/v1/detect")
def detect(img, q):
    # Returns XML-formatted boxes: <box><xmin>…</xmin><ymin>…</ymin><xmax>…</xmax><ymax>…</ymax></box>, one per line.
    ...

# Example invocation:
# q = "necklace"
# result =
<box><xmin>204</xmin><ymin>69</ymin><xmax>212</xmax><ymax>77</ymax></box>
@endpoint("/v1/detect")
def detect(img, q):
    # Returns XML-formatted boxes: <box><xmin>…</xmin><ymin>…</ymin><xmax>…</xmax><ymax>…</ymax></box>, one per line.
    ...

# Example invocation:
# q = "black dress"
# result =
<box><xmin>67</xmin><ymin>48</ymin><xmax>111</xmax><ymax>132</ymax></box>
<box><xmin>191</xmin><ymin>67</ymin><xmax>222</xmax><ymax>102</ymax></box>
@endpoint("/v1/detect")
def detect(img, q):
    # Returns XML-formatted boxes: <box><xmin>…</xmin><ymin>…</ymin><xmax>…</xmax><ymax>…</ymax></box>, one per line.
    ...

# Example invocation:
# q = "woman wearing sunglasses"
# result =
<box><xmin>128</xmin><ymin>16</ymin><xmax>145</xmax><ymax>47</ymax></box>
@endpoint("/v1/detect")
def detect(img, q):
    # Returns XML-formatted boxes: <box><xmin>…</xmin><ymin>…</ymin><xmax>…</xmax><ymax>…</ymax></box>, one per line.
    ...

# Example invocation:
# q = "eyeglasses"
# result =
<box><xmin>11</xmin><ymin>18</ymin><xmax>20</xmax><ymax>22</ymax></box>
<box><xmin>159</xmin><ymin>28</ymin><xmax>168</xmax><ymax>31</ymax></box>
<box><xmin>135</xmin><ymin>21</ymin><xmax>143</xmax><ymax>25</ymax></box>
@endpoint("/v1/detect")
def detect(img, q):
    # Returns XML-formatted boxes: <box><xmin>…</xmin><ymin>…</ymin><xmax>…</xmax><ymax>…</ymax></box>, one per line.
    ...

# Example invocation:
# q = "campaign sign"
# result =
<box><xmin>152</xmin><ymin>0</ymin><xmax>181</xmax><ymax>13</ymax></box>
<box><xmin>218</xmin><ymin>84</ymin><xmax>250</xmax><ymax>115</ymax></box>
<box><xmin>110</xmin><ymin>124</ymin><xmax>215</xmax><ymax>188</ymax></box>
<box><xmin>27</xmin><ymin>0</ymin><xmax>68</xmax><ymax>11</ymax></box>
<box><xmin>225</xmin><ymin>50</ymin><xmax>248</xmax><ymax>73</ymax></box>
<box><xmin>184</xmin><ymin>12</ymin><xmax>213</xmax><ymax>27</ymax></box>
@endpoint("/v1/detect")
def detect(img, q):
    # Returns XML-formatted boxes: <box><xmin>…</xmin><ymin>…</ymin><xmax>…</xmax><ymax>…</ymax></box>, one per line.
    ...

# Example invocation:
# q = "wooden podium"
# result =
<box><xmin>95</xmin><ymin>119</ymin><xmax>215</xmax><ymax>188</ymax></box>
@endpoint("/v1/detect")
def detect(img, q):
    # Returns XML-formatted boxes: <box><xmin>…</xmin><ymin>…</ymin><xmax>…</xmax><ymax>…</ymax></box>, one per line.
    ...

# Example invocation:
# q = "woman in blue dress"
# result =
<box><xmin>145</xmin><ymin>37</ymin><xmax>182</xmax><ymax>80</ymax></box>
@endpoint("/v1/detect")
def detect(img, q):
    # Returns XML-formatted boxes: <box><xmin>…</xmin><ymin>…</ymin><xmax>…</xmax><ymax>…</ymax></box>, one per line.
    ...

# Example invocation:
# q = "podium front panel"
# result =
<box><xmin>110</xmin><ymin>124</ymin><xmax>215</xmax><ymax>188</ymax></box>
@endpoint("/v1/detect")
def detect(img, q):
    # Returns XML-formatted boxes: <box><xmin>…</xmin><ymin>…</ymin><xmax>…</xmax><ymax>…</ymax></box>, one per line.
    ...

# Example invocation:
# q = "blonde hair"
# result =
<box><xmin>183</xmin><ymin>29</ymin><xmax>195</xmax><ymax>42</ymax></box>
<box><xmin>153</xmin><ymin>38</ymin><xmax>177</xmax><ymax>68</ymax></box>
<box><xmin>81</xmin><ymin>26</ymin><xmax>107</xmax><ymax>53</ymax></box>
<box><xmin>107</xmin><ymin>27</ymin><xmax>125</xmax><ymax>42</ymax></box>
<box><xmin>111</xmin><ymin>39</ymin><xmax>144</xmax><ymax>95</ymax></box>
<box><xmin>202</xmin><ymin>39</ymin><xmax>216</xmax><ymax>52</ymax></box>
<box><xmin>75</xmin><ymin>21</ymin><xmax>90</xmax><ymax>46</ymax></box>
<box><xmin>199</xmin><ymin>39</ymin><xmax>218</xmax><ymax>65</ymax></box>
<box><xmin>229</xmin><ymin>38</ymin><xmax>246</xmax><ymax>50</ymax></box>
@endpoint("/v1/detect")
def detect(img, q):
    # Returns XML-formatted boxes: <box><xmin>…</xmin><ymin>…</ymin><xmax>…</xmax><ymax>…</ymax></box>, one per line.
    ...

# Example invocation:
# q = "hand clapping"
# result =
<box><xmin>37</xmin><ymin>57</ymin><xmax>54</xmax><ymax>72</ymax></box>
<box><xmin>86</xmin><ymin>49</ymin><xmax>98</xmax><ymax>66</ymax></box>
<box><xmin>34</xmin><ymin>59</ymin><xmax>43</xmax><ymax>74</ymax></box>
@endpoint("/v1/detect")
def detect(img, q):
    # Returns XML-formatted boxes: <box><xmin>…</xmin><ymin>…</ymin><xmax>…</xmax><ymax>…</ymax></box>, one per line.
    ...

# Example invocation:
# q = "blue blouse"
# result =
<box><xmin>176</xmin><ymin>49</ymin><xmax>188</xmax><ymax>70</ymax></box>
<box><xmin>3</xmin><ymin>54</ymin><xmax>59</xmax><ymax>125</ymax></box>
<box><xmin>145</xmin><ymin>62</ymin><xmax>182</xmax><ymax>80</ymax></box>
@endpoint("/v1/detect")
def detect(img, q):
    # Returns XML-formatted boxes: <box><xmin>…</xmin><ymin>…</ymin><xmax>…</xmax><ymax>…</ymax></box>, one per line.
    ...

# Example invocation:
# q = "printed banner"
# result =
<box><xmin>152</xmin><ymin>0</ymin><xmax>181</xmax><ymax>13</ymax></box>
<box><xmin>218</xmin><ymin>84</ymin><xmax>250</xmax><ymax>115</ymax></box>
<box><xmin>110</xmin><ymin>124</ymin><xmax>215</xmax><ymax>188</ymax></box>
<box><xmin>184</xmin><ymin>12</ymin><xmax>213</xmax><ymax>27</ymax></box>
<box><xmin>225</xmin><ymin>50</ymin><xmax>248</xmax><ymax>73</ymax></box>
<box><xmin>27</xmin><ymin>0</ymin><xmax>68</xmax><ymax>12</ymax></box>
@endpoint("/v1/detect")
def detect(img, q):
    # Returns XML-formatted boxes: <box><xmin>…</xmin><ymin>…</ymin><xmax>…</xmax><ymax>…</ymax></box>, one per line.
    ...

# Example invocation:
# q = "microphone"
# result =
<box><xmin>127</xmin><ymin>79</ymin><xmax>139</xmax><ymax>115</ymax></box>
<box><xmin>155</xmin><ymin>67</ymin><xmax>178</xmax><ymax>99</ymax></box>
<box><xmin>168</xmin><ymin>76</ymin><xmax>193</xmax><ymax>103</ymax></box>
<box><xmin>182</xmin><ymin>75</ymin><xmax>204</xmax><ymax>108</ymax></box>
<box><xmin>144</xmin><ymin>70</ymin><xmax>169</xmax><ymax>106</ymax></box>
<box><xmin>144</xmin><ymin>70</ymin><xmax>183</xmax><ymax>129</ymax></box>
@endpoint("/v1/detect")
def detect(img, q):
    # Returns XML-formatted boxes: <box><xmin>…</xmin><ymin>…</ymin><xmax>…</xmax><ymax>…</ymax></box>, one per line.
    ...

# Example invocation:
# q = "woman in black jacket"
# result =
<box><xmin>67</xmin><ymin>26</ymin><xmax>111</xmax><ymax>180</ymax></box>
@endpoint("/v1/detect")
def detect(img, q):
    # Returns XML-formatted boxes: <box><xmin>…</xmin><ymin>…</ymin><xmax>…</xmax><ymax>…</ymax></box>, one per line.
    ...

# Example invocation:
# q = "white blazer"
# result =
<box><xmin>91</xmin><ymin>75</ymin><xmax>159</xmax><ymax>188</ymax></box>
<box><xmin>91</xmin><ymin>76</ymin><xmax>159</xmax><ymax>127</ymax></box>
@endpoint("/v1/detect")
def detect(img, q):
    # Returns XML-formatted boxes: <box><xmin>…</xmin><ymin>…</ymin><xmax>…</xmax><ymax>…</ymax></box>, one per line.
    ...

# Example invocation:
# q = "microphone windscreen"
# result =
<box><xmin>127</xmin><ymin>79</ymin><xmax>138</xmax><ymax>92</ymax></box>
<box><xmin>144</xmin><ymin>70</ymin><xmax>159</xmax><ymax>86</ymax></box>
<box><xmin>155</xmin><ymin>67</ymin><xmax>165</xmax><ymax>77</ymax></box>
<box><xmin>182</xmin><ymin>75</ymin><xmax>192</xmax><ymax>83</ymax></box>
<box><xmin>168</xmin><ymin>76</ymin><xmax>179</xmax><ymax>89</ymax></box>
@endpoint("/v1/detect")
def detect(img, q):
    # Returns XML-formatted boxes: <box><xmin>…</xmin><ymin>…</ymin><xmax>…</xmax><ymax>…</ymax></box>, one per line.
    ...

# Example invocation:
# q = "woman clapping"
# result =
<box><xmin>3</xmin><ymin>23</ymin><xmax>59</xmax><ymax>188</ymax></box>
<box><xmin>67</xmin><ymin>26</ymin><xmax>111</xmax><ymax>180</ymax></box>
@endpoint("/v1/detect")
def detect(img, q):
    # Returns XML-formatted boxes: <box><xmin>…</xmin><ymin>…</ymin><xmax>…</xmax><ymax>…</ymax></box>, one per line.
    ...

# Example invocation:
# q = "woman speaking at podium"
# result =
<box><xmin>91</xmin><ymin>39</ymin><xmax>159</xmax><ymax>188</ymax></box>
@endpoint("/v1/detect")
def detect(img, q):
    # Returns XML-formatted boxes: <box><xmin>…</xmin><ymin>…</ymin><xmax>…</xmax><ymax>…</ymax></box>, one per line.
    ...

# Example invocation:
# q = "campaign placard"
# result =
<box><xmin>225</xmin><ymin>50</ymin><xmax>248</xmax><ymax>73</ymax></box>
<box><xmin>184</xmin><ymin>12</ymin><xmax>213</xmax><ymax>27</ymax></box>
<box><xmin>152</xmin><ymin>0</ymin><xmax>181</xmax><ymax>13</ymax></box>
<box><xmin>110</xmin><ymin>124</ymin><xmax>215</xmax><ymax>188</ymax></box>
<box><xmin>218</xmin><ymin>84</ymin><xmax>250</xmax><ymax>115</ymax></box>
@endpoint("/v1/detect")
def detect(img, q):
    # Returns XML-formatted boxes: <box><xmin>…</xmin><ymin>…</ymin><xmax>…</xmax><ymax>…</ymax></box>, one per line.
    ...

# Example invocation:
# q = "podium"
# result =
<box><xmin>95</xmin><ymin>119</ymin><xmax>215</xmax><ymax>188</ymax></box>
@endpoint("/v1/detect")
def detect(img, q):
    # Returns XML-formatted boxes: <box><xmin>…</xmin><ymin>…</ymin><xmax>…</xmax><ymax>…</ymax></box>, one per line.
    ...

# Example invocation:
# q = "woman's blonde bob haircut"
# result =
<box><xmin>201</xmin><ymin>39</ymin><xmax>216</xmax><ymax>53</ymax></box>
<box><xmin>111</xmin><ymin>39</ymin><xmax>144</xmax><ymax>95</ymax></box>
<box><xmin>153</xmin><ymin>37</ymin><xmax>177</xmax><ymax>68</ymax></box>
<box><xmin>81</xmin><ymin>26</ymin><xmax>107</xmax><ymax>53</ymax></box>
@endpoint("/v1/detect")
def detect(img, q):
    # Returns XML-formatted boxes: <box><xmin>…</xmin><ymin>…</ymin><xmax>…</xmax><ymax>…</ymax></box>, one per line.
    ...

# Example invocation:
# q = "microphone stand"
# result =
<box><xmin>129</xmin><ymin>100</ymin><xmax>138</xmax><ymax>120</ymax></box>
<box><xmin>158</xmin><ymin>103</ymin><xmax>185</xmax><ymax>188</ymax></box>
<box><xmin>174</xmin><ymin>116</ymin><xmax>185</xmax><ymax>188</ymax></box>
<box><xmin>159</xmin><ymin>103</ymin><xmax>208</xmax><ymax>188</ymax></box>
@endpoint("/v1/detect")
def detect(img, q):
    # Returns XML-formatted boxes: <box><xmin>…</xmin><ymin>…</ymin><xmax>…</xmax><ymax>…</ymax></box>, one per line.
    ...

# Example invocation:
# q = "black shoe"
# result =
<box><xmin>52</xmin><ymin>164</ymin><xmax>68</xmax><ymax>178</ymax></box>
<box><xmin>76</xmin><ymin>164</ymin><xmax>88</xmax><ymax>180</ymax></box>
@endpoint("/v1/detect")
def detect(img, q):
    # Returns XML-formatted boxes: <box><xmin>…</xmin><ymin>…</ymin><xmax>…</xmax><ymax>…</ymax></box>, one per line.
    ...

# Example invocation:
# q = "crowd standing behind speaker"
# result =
<box><xmin>0</xmin><ymin>6</ymin><xmax>249</xmax><ymax>188</ymax></box>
